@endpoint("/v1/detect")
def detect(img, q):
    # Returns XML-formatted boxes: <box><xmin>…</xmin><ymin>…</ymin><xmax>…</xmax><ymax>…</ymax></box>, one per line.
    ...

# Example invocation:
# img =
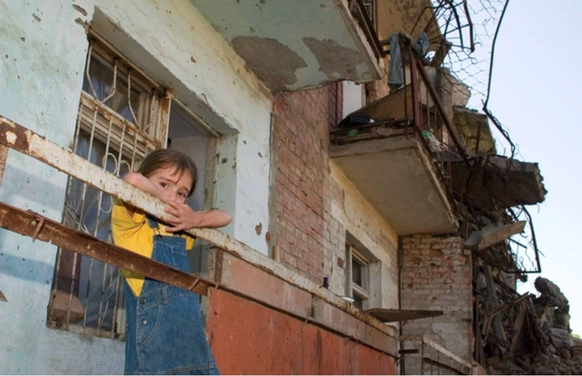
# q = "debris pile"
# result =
<box><xmin>477</xmin><ymin>276</ymin><xmax>582</xmax><ymax>375</ymax></box>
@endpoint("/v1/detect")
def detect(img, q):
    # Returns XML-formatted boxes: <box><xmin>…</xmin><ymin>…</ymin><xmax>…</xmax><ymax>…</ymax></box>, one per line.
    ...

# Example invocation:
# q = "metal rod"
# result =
<box><xmin>409</xmin><ymin>47</ymin><xmax>421</xmax><ymax>131</ymax></box>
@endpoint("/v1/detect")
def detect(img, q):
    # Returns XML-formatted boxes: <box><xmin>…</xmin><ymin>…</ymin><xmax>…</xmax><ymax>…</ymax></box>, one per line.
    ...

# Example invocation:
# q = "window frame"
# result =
<box><xmin>346</xmin><ymin>241</ymin><xmax>371</xmax><ymax>310</ymax></box>
<box><xmin>46</xmin><ymin>30</ymin><xmax>218</xmax><ymax>340</ymax></box>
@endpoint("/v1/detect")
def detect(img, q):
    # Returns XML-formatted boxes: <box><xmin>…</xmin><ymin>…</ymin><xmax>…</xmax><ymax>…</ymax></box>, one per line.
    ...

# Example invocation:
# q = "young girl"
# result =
<box><xmin>111</xmin><ymin>149</ymin><xmax>232</xmax><ymax>375</ymax></box>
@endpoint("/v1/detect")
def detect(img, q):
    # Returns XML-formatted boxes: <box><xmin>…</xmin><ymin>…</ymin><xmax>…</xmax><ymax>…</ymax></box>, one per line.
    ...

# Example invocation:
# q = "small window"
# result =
<box><xmin>346</xmin><ymin>242</ymin><xmax>370</xmax><ymax>310</ymax></box>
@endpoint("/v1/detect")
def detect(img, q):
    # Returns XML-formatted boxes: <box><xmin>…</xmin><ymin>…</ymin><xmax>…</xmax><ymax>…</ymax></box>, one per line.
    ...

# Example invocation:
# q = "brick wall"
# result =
<box><xmin>270</xmin><ymin>83</ymin><xmax>400</xmax><ymax>304</ymax></box>
<box><xmin>271</xmin><ymin>84</ymin><xmax>343</xmax><ymax>285</ymax></box>
<box><xmin>366</xmin><ymin>56</ymin><xmax>390</xmax><ymax>103</ymax></box>
<box><xmin>400</xmin><ymin>234</ymin><xmax>473</xmax><ymax>374</ymax></box>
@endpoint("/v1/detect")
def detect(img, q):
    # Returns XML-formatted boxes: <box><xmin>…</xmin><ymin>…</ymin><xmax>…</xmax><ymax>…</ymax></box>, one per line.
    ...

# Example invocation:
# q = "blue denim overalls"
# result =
<box><xmin>124</xmin><ymin>217</ymin><xmax>219</xmax><ymax>375</ymax></box>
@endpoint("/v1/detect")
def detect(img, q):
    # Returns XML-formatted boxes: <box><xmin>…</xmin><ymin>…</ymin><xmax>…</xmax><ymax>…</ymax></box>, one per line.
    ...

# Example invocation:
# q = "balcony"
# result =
<box><xmin>190</xmin><ymin>0</ymin><xmax>382</xmax><ymax>91</ymax></box>
<box><xmin>330</xmin><ymin>47</ymin><xmax>464</xmax><ymax>235</ymax></box>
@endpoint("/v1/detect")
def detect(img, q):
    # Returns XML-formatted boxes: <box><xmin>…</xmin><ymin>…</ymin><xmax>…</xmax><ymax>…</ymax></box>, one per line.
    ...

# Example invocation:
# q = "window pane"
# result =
<box><xmin>353</xmin><ymin>294</ymin><xmax>364</xmax><ymax>310</ymax></box>
<box><xmin>352</xmin><ymin>257</ymin><xmax>363</xmax><ymax>287</ymax></box>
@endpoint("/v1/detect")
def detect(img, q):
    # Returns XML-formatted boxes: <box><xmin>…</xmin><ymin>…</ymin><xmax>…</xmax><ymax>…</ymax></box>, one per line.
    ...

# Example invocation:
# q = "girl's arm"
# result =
<box><xmin>124</xmin><ymin>171</ymin><xmax>164</xmax><ymax>199</ymax></box>
<box><xmin>164</xmin><ymin>204</ymin><xmax>232</xmax><ymax>232</ymax></box>
<box><xmin>122</xmin><ymin>172</ymin><xmax>165</xmax><ymax>217</ymax></box>
<box><xmin>123</xmin><ymin>171</ymin><xmax>232</xmax><ymax>231</ymax></box>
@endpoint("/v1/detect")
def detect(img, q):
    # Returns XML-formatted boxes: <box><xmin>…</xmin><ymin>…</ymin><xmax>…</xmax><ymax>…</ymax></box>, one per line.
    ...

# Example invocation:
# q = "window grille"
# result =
<box><xmin>47</xmin><ymin>36</ymin><xmax>170</xmax><ymax>339</ymax></box>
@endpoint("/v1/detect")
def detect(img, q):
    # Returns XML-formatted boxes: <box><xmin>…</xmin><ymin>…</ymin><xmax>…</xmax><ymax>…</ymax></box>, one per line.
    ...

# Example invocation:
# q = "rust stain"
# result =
<box><xmin>0</xmin><ymin>290</ymin><xmax>6</xmax><ymax>302</ymax></box>
<box><xmin>72</xmin><ymin>4</ymin><xmax>88</xmax><ymax>16</ymax></box>
<box><xmin>231</xmin><ymin>36</ymin><xmax>307</xmax><ymax>91</ymax></box>
<box><xmin>303</xmin><ymin>37</ymin><xmax>362</xmax><ymax>81</ymax></box>
<box><xmin>0</xmin><ymin>117</ymin><xmax>31</xmax><ymax>152</ymax></box>
<box><xmin>32</xmin><ymin>13</ymin><xmax>41</xmax><ymax>22</ymax></box>
<box><xmin>255</xmin><ymin>222</ymin><xmax>262</xmax><ymax>235</ymax></box>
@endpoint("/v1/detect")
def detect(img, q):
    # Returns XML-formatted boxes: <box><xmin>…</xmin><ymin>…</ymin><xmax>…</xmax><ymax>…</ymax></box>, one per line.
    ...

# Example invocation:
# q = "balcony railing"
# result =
<box><xmin>331</xmin><ymin>43</ymin><xmax>468</xmax><ymax>199</ymax></box>
<box><xmin>406</xmin><ymin>45</ymin><xmax>469</xmax><ymax>192</ymax></box>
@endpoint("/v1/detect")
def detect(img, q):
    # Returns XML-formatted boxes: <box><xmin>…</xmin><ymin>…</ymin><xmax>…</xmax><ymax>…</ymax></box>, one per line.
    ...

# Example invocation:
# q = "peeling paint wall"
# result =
<box><xmin>191</xmin><ymin>0</ymin><xmax>381</xmax><ymax>91</ymax></box>
<box><xmin>0</xmin><ymin>0</ymin><xmax>272</xmax><ymax>373</ymax></box>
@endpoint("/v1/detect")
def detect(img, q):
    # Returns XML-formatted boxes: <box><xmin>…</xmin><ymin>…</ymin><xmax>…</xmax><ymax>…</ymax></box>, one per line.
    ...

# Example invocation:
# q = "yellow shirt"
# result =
<box><xmin>111</xmin><ymin>199</ymin><xmax>195</xmax><ymax>296</ymax></box>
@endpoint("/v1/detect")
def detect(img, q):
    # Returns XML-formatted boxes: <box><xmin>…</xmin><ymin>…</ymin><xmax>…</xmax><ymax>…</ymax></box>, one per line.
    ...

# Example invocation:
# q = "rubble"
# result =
<box><xmin>477</xmin><ymin>276</ymin><xmax>581</xmax><ymax>375</ymax></box>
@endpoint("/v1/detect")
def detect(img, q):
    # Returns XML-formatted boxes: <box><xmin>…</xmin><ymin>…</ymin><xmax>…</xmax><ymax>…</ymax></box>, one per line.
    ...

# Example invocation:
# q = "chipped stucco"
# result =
<box><xmin>190</xmin><ymin>0</ymin><xmax>381</xmax><ymax>91</ymax></box>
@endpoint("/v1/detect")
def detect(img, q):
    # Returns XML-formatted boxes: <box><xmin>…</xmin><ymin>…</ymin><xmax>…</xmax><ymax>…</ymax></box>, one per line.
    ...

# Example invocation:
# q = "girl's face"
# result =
<box><xmin>147</xmin><ymin>166</ymin><xmax>193</xmax><ymax>204</ymax></box>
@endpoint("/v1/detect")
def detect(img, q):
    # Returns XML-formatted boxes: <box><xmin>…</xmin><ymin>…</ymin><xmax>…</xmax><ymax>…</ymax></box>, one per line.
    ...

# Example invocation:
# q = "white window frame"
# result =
<box><xmin>346</xmin><ymin>241</ymin><xmax>371</xmax><ymax>310</ymax></box>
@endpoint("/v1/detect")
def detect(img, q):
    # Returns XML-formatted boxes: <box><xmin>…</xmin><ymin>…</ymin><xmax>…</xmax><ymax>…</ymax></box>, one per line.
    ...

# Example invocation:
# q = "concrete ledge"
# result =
<box><xmin>217</xmin><ymin>252</ymin><xmax>312</xmax><ymax>319</ymax></box>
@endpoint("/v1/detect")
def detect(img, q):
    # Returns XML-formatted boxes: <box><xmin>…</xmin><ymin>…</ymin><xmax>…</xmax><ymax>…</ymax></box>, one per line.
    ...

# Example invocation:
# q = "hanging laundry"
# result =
<box><xmin>388</xmin><ymin>33</ymin><xmax>403</xmax><ymax>91</ymax></box>
<box><xmin>388</xmin><ymin>32</ymin><xmax>430</xmax><ymax>91</ymax></box>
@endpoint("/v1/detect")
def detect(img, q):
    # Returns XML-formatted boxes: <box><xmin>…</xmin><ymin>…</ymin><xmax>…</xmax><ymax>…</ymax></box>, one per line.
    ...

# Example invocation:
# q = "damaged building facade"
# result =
<box><xmin>0</xmin><ymin>0</ymin><xmax>548</xmax><ymax>375</ymax></box>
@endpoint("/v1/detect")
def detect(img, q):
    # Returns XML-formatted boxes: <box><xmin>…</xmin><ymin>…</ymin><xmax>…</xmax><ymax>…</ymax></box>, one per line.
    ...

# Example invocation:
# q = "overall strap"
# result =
<box><xmin>145</xmin><ymin>214</ymin><xmax>160</xmax><ymax>230</ymax></box>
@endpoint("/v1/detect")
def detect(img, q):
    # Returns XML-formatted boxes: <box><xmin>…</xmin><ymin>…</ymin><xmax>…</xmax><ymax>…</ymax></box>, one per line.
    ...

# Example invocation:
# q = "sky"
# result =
<box><xmin>477</xmin><ymin>0</ymin><xmax>582</xmax><ymax>334</ymax></box>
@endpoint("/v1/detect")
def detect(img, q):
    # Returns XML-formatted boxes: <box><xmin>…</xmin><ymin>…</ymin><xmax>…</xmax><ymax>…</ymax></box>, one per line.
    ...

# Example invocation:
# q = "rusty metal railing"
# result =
<box><xmin>0</xmin><ymin>115</ymin><xmax>399</xmax><ymax>355</ymax></box>
<box><xmin>407</xmin><ymin>46</ymin><xmax>469</xmax><ymax>196</ymax></box>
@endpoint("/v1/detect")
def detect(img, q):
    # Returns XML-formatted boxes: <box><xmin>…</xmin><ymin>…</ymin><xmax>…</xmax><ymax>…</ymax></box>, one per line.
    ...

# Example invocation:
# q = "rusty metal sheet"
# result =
<box><xmin>365</xmin><ymin>308</ymin><xmax>443</xmax><ymax>322</ymax></box>
<box><xmin>0</xmin><ymin>201</ymin><xmax>212</xmax><ymax>296</ymax></box>
<box><xmin>0</xmin><ymin>114</ymin><xmax>398</xmax><ymax>339</ymax></box>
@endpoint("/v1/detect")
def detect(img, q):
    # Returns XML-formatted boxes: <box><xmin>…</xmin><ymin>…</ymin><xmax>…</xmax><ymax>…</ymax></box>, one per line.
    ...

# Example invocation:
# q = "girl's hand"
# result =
<box><xmin>164</xmin><ymin>201</ymin><xmax>232</xmax><ymax>232</ymax></box>
<box><xmin>164</xmin><ymin>201</ymin><xmax>202</xmax><ymax>232</ymax></box>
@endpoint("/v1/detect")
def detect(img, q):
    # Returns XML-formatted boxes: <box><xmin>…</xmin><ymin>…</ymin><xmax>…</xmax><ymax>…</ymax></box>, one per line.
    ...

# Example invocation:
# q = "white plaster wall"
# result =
<box><xmin>0</xmin><ymin>0</ymin><xmax>272</xmax><ymax>373</ymax></box>
<box><xmin>342</xmin><ymin>81</ymin><xmax>365</xmax><ymax>118</ymax></box>
<box><xmin>328</xmin><ymin>161</ymin><xmax>400</xmax><ymax>309</ymax></box>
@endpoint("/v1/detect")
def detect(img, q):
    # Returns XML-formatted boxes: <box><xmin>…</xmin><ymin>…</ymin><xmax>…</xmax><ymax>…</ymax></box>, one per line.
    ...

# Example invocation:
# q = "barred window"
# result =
<box><xmin>47</xmin><ymin>33</ymin><xmax>214</xmax><ymax>339</ymax></box>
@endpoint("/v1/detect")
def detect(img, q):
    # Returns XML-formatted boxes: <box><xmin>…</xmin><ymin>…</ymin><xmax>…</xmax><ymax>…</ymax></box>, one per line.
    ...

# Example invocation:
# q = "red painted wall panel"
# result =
<box><xmin>206</xmin><ymin>289</ymin><xmax>396</xmax><ymax>375</ymax></box>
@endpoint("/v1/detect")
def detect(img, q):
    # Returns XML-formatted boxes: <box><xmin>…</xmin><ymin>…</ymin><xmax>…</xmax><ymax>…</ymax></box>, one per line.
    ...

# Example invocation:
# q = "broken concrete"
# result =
<box><xmin>450</xmin><ymin>154</ymin><xmax>547</xmax><ymax>210</ymax></box>
<box><xmin>481</xmin><ymin>277</ymin><xmax>581</xmax><ymax>375</ymax></box>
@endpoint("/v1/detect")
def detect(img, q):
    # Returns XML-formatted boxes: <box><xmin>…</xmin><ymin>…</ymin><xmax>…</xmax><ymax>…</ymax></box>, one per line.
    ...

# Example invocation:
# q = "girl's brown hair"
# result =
<box><xmin>137</xmin><ymin>149</ymin><xmax>198</xmax><ymax>196</ymax></box>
